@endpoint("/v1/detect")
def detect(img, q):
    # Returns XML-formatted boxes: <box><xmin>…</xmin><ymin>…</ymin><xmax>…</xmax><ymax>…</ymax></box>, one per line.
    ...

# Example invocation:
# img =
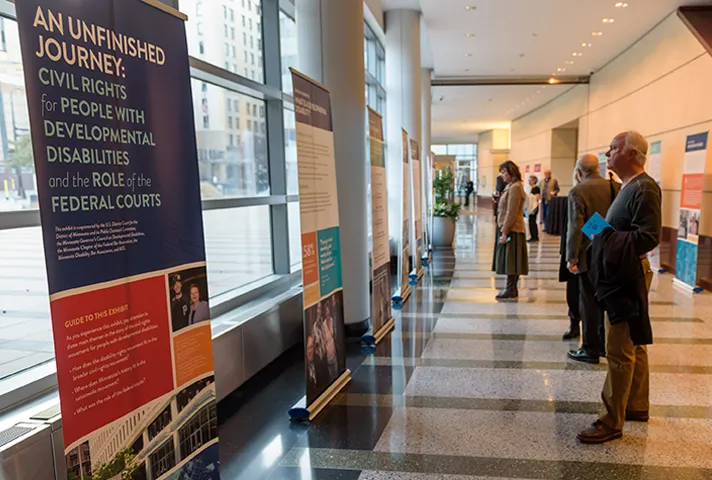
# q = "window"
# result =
<box><xmin>230</xmin><ymin>9</ymin><xmax>235</xmax><ymax>22</ymax></box>
<box><xmin>224</xmin><ymin>24</ymin><xmax>228</xmax><ymax>37</ymax></box>
<box><xmin>203</xmin><ymin>207</ymin><xmax>274</xmax><ymax>296</ymax></box>
<box><xmin>244</xmin><ymin>51</ymin><xmax>248</xmax><ymax>62</ymax></box>
<box><xmin>251</xmin><ymin>53</ymin><xmax>255</xmax><ymax>65</ymax></box>
<box><xmin>249</xmin><ymin>0</ymin><xmax>252</xmax><ymax>11</ymax></box>
<box><xmin>243</xmin><ymin>32</ymin><xmax>247</xmax><ymax>46</ymax></box>
<box><xmin>259</xmin><ymin>106</ymin><xmax>265</xmax><ymax>118</ymax></box>
<box><xmin>249</xmin><ymin>19</ymin><xmax>253</xmax><ymax>30</ymax></box>
<box><xmin>149</xmin><ymin>440</ymin><xmax>176</xmax><ymax>479</ymax></box>
<box><xmin>224</xmin><ymin>43</ymin><xmax>229</xmax><ymax>55</ymax></box>
<box><xmin>203</xmin><ymin>116</ymin><xmax>209</xmax><ymax>129</ymax></box>
<box><xmin>228</xmin><ymin>117</ymin><xmax>233</xmax><ymax>129</ymax></box>
<box><xmin>197</xmin><ymin>22</ymin><xmax>203</xmax><ymax>35</ymax></box>
<box><xmin>232</xmin><ymin>45</ymin><xmax>236</xmax><ymax>58</ymax></box>
<box><xmin>288</xmin><ymin>202</ymin><xmax>301</xmax><ymax>270</ymax></box>
<box><xmin>234</xmin><ymin>100</ymin><xmax>239</xmax><ymax>111</ymax></box>
<box><xmin>252</xmin><ymin>105</ymin><xmax>257</xmax><ymax>116</ymax></box>
<box><xmin>196</xmin><ymin>2</ymin><xmax>203</xmax><ymax>17</ymax></box>
<box><xmin>199</xmin><ymin>41</ymin><xmax>205</xmax><ymax>54</ymax></box>
<box><xmin>280</xmin><ymin>11</ymin><xmax>298</xmax><ymax>93</ymax></box>
<box><xmin>178</xmin><ymin>403</ymin><xmax>218</xmax><ymax>460</ymax></box>
<box><xmin>148</xmin><ymin>406</ymin><xmax>172</xmax><ymax>440</ymax></box>
<box><xmin>364</xmin><ymin>22</ymin><xmax>386</xmax><ymax>116</ymax></box>
<box><xmin>191</xmin><ymin>81</ymin><xmax>269</xmax><ymax>199</ymax></box>
<box><xmin>250</xmin><ymin>36</ymin><xmax>254</xmax><ymax>48</ymax></box>
<box><xmin>223</xmin><ymin>5</ymin><xmax>227</xmax><ymax>18</ymax></box>
<box><xmin>242</xmin><ymin>15</ymin><xmax>246</xmax><ymax>27</ymax></box>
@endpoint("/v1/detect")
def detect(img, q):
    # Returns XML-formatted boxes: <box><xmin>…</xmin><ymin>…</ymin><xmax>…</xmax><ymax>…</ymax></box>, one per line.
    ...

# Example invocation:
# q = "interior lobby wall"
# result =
<box><xmin>477</xmin><ymin>130</ymin><xmax>509</xmax><ymax>200</ymax></box>
<box><xmin>509</xmin><ymin>12</ymin><xmax>712</xmax><ymax>277</ymax></box>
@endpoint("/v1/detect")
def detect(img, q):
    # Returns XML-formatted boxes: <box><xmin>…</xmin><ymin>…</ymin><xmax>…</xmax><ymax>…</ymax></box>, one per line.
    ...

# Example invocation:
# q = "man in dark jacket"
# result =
<box><xmin>577</xmin><ymin>131</ymin><xmax>661</xmax><ymax>445</ymax></box>
<box><xmin>566</xmin><ymin>154</ymin><xmax>621</xmax><ymax>364</ymax></box>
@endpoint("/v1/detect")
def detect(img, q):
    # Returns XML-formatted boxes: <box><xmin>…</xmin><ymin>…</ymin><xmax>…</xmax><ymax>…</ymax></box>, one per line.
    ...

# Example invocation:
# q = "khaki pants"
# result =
<box><xmin>599</xmin><ymin>258</ymin><xmax>654</xmax><ymax>430</ymax></box>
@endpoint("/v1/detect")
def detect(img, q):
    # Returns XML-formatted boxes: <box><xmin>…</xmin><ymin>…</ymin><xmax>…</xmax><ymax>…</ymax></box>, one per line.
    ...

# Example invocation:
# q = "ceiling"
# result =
<box><xmin>409</xmin><ymin>0</ymin><xmax>712</xmax><ymax>142</ymax></box>
<box><xmin>431</xmin><ymin>84</ymin><xmax>572</xmax><ymax>143</ymax></box>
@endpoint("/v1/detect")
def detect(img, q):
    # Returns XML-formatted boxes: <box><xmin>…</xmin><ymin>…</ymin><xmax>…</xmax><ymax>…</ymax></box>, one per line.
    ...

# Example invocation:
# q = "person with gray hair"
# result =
<box><xmin>577</xmin><ymin>130</ymin><xmax>661</xmax><ymax>444</ymax></box>
<box><xmin>566</xmin><ymin>154</ymin><xmax>620</xmax><ymax>364</ymax></box>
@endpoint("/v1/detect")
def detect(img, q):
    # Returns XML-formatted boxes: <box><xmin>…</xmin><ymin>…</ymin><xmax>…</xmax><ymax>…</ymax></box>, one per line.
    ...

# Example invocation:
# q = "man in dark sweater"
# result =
<box><xmin>577</xmin><ymin>131</ymin><xmax>661</xmax><ymax>444</ymax></box>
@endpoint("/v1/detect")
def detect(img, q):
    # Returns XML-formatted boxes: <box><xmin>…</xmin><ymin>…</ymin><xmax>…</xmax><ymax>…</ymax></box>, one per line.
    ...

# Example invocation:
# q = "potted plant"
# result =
<box><xmin>432</xmin><ymin>167</ymin><xmax>460</xmax><ymax>247</ymax></box>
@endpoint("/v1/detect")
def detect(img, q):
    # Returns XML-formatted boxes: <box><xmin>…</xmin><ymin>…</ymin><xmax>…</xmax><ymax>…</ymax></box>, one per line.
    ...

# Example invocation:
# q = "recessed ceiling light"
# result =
<box><xmin>593</xmin><ymin>31</ymin><xmax>603</xmax><ymax>36</ymax></box>
<box><xmin>537</xmin><ymin>90</ymin><xmax>541</xmax><ymax>94</ymax></box>
<box><xmin>532</xmin><ymin>33</ymin><xmax>538</xmax><ymax>37</ymax></box>
<box><xmin>464</xmin><ymin>68</ymin><xmax>470</xmax><ymax>72</ymax></box>
<box><xmin>548</xmin><ymin>78</ymin><xmax>559</xmax><ymax>84</ymax></box>
<box><xmin>557</xmin><ymin>68</ymin><xmax>562</xmax><ymax>72</ymax></box>
<box><xmin>602</xmin><ymin>18</ymin><xmax>615</xmax><ymax>23</ymax></box>
<box><xmin>565</xmin><ymin>60</ymin><xmax>574</xmax><ymax>65</ymax></box>
<box><xmin>573</xmin><ymin>52</ymin><xmax>583</xmax><ymax>57</ymax></box>
<box><xmin>465</xmin><ymin>33</ymin><xmax>476</xmax><ymax>37</ymax></box>
<box><xmin>582</xmin><ymin>42</ymin><xmax>592</xmax><ymax>47</ymax></box>
<box><xmin>615</xmin><ymin>2</ymin><xmax>628</xmax><ymax>7</ymax></box>
<box><xmin>465</xmin><ymin>53</ymin><xmax>473</xmax><ymax>57</ymax></box>
<box><xmin>519</xmin><ymin>53</ymin><xmax>526</xmax><ymax>58</ymax></box>
<box><xmin>465</xmin><ymin>5</ymin><xmax>476</xmax><ymax>10</ymax></box>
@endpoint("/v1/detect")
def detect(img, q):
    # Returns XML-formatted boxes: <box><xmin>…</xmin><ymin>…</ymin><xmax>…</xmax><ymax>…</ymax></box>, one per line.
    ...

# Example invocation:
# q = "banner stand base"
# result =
<box><xmin>393</xmin><ymin>285</ymin><xmax>411</xmax><ymax>305</ymax></box>
<box><xmin>672</xmin><ymin>278</ymin><xmax>704</xmax><ymax>294</ymax></box>
<box><xmin>362</xmin><ymin>317</ymin><xmax>395</xmax><ymax>346</ymax></box>
<box><xmin>408</xmin><ymin>271</ymin><xmax>418</xmax><ymax>286</ymax></box>
<box><xmin>288</xmin><ymin>369</ymin><xmax>352</xmax><ymax>423</ymax></box>
<box><xmin>657</xmin><ymin>268</ymin><xmax>667</xmax><ymax>274</ymax></box>
<box><xmin>421</xmin><ymin>256</ymin><xmax>430</xmax><ymax>267</ymax></box>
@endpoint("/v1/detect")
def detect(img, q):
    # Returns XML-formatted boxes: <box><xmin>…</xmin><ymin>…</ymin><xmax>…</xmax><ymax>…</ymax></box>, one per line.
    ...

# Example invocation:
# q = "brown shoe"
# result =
<box><xmin>626</xmin><ymin>410</ymin><xmax>649</xmax><ymax>422</ymax></box>
<box><xmin>576</xmin><ymin>420</ymin><xmax>622</xmax><ymax>444</ymax></box>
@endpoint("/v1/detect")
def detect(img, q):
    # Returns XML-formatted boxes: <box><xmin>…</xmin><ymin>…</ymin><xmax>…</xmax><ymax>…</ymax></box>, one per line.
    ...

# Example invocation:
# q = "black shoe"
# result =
<box><xmin>496</xmin><ymin>289</ymin><xmax>518</xmax><ymax>300</ymax></box>
<box><xmin>600</xmin><ymin>351</ymin><xmax>607</xmax><ymax>358</ymax></box>
<box><xmin>562</xmin><ymin>326</ymin><xmax>580</xmax><ymax>340</ymax></box>
<box><xmin>568</xmin><ymin>348</ymin><xmax>600</xmax><ymax>365</ymax></box>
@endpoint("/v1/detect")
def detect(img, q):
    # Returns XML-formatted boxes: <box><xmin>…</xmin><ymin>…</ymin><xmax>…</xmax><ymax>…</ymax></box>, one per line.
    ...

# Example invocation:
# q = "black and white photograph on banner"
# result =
<box><xmin>372</xmin><ymin>264</ymin><xmax>391</xmax><ymax>333</ymax></box>
<box><xmin>304</xmin><ymin>290</ymin><xmax>346</xmax><ymax>404</ymax></box>
<box><xmin>679</xmin><ymin>209</ymin><xmax>690</xmax><ymax>239</ymax></box>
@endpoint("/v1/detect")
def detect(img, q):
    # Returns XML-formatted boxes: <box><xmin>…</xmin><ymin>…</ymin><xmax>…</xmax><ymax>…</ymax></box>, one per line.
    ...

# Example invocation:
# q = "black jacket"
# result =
<box><xmin>588</xmin><ymin>229</ymin><xmax>652</xmax><ymax>345</ymax></box>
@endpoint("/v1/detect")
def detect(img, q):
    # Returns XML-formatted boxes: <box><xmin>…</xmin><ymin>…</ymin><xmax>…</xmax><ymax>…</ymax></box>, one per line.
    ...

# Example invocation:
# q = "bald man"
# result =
<box><xmin>566</xmin><ymin>154</ymin><xmax>621</xmax><ymax>364</ymax></box>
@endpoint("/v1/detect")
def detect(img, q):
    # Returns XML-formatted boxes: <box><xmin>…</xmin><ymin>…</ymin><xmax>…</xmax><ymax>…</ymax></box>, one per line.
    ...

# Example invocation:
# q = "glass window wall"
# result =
<box><xmin>0</xmin><ymin>0</ymin><xmax>303</xmax><ymax>409</ymax></box>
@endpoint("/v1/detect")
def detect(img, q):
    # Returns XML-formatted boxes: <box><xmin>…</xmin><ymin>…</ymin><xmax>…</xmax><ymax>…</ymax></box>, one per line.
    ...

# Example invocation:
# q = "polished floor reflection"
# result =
<box><xmin>217</xmin><ymin>210</ymin><xmax>712</xmax><ymax>479</ymax></box>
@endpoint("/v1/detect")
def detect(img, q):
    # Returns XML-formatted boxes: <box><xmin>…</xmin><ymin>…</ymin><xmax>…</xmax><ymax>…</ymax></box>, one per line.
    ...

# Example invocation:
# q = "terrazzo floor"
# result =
<box><xmin>217</xmin><ymin>211</ymin><xmax>712</xmax><ymax>479</ymax></box>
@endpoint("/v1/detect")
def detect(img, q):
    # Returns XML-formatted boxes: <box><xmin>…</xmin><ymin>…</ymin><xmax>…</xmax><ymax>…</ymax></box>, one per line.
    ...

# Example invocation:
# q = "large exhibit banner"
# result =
<box><xmin>675</xmin><ymin>132</ymin><xmax>707</xmax><ymax>289</ymax></box>
<box><xmin>16</xmin><ymin>1</ymin><xmax>221</xmax><ymax>479</ymax></box>
<box><xmin>398</xmin><ymin>130</ymin><xmax>412</xmax><ymax>299</ymax></box>
<box><xmin>290</xmin><ymin>70</ymin><xmax>348</xmax><ymax>413</ymax></box>
<box><xmin>367</xmin><ymin>108</ymin><xmax>393</xmax><ymax>340</ymax></box>
<box><xmin>424</xmin><ymin>151</ymin><xmax>435</xmax><ymax>263</ymax></box>
<box><xmin>648</xmin><ymin>141</ymin><xmax>663</xmax><ymax>272</ymax></box>
<box><xmin>410</xmin><ymin>139</ymin><xmax>423</xmax><ymax>278</ymax></box>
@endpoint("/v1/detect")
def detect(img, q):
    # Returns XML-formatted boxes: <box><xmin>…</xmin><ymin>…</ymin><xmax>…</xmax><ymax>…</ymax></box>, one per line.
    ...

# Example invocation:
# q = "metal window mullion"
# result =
<box><xmin>263</xmin><ymin>0</ymin><xmax>290</xmax><ymax>275</ymax></box>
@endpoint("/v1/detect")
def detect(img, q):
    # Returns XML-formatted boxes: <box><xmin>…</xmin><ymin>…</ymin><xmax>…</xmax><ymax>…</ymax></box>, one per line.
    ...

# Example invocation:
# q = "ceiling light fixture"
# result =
<box><xmin>593</xmin><ymin>31</ymin><xmax>603</xmax><ymax>36</ymax></box>
<box><xmin>615</xmin><ymin>2</ymin><xmax>628</xmax><ymax>7</ymax></box>
<box><xmin>465</xmin><ymin>53</ymin><xmax>473</xmax><ymax>57</ymax></box>
<box><xmin>465</xmin><ymin>5</ymin><xmax>477</xmax><ymax>10</ymax></box>
<box><xmin>573</xmin><ymin>52</ymin><xmax>583</xmax><ymax>57</ymax></box>
<box><xmin>548</xmin><ymin>78</ymin><xmax>559</xmax><ymax>84</ymax></box>
<box><xmin>465</xmin><ymin>33</ymin><xmax>476</xmax><ymax>37</ymax></box>
<box><xmin>582</xmin><ymin>42</ymin><xmax>592</xmax><ymax>47</ymax></box>
<box><xmin>557</xmin><ymin>68</ymin><xmax>562</xmax><ymax>72</ymax></box>
<box><xmin>602</xmin><ymin>18</ymin><xmax>615</xmax><ymax>23</ymax></box>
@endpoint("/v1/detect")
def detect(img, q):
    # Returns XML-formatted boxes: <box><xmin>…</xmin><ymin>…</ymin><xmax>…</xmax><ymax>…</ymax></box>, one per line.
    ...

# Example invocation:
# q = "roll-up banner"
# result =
<box><xmin>288</xmin><ymin>69</ymin><xmax>350</xmax><ymax>421</ymax></box>
<box><xmin>410</xmin><ymin>139</ymin><xmax>423</xmax><ymax>280</ymax></box>
<box><xmin>393</xmin><ymin>129</ymin><xmax>412</xmax><ymax>304</ymax></box>
<box><xmin>674</xmin><ymin>132</ymin><xmax>707</xmax><ymax>293</ymax></box>
<box><xmin>16</xmin><ymin>1</ymin><xmax>221</xmax><ymax>478</ymax></box>
<box><xmin>598</xmin><ymin>152</ymin><xmax>608</xmax><ymax>178</ymax></box>
<box><xmin>647</xmin><ymin>141</ymin><xmax>664</xmax><ymax>273</ymax></box>
<box><xmin>363</xmin><ymin>108</ymin><xmax>394</xmax><ymax>345</ymax></box>
<box><xmin>423</xmin><ymin>151</ymin><xmax>435</xmax><ymax>265</ymax></box>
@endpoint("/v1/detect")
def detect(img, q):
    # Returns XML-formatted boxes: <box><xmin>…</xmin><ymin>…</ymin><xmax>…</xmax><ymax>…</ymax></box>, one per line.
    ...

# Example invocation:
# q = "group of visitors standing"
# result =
<box><xmin>491</xmin><ymin>130</ymin><xmax>662</xmax><ymax>445</ymax></box>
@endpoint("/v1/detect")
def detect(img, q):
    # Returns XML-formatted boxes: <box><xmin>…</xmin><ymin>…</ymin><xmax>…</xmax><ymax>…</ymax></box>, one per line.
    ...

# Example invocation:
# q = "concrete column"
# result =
<box><xmin>385</xmin><ymin>9</ymin><xmax>422</xmax><ymax>272</ymax></box>
<box><xmin>421</xmin><ymin>69</ymin><xmax>432</xmax><ymax>236</ymax></box>
<box><xmin>296</xmin><ymin>0</ymin><xmax>369</xmax><ymax>333</ymax></box>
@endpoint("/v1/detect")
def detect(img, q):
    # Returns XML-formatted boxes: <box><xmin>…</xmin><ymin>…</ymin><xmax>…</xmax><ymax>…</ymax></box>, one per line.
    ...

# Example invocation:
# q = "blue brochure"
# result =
<box><xmin>582</xmin><ymin>212</ymin><xmax>614</xmax><ymax>240</ymax></box>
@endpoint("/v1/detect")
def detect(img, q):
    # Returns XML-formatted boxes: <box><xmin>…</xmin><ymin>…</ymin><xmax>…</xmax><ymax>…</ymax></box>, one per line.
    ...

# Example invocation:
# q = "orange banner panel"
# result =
<box><xmin>174</xmin><ymin>325</ymin><xmax>215</xmax><ymax>388</ymax></box>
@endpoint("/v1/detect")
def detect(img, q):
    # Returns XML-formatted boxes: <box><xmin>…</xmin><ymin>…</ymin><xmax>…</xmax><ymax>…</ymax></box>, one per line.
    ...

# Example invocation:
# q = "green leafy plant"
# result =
<box><xmin>432</xmin><ymin>167</ymin><xmax>460</xmax><ymax>220</ymax></box>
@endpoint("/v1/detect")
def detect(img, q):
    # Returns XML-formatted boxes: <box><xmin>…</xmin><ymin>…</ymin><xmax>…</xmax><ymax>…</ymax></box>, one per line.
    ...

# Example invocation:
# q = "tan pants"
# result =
<box><xmin>599</xmin><ymin>258</ymin><xmax>654</xmax><ymax>430</ymax></box>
